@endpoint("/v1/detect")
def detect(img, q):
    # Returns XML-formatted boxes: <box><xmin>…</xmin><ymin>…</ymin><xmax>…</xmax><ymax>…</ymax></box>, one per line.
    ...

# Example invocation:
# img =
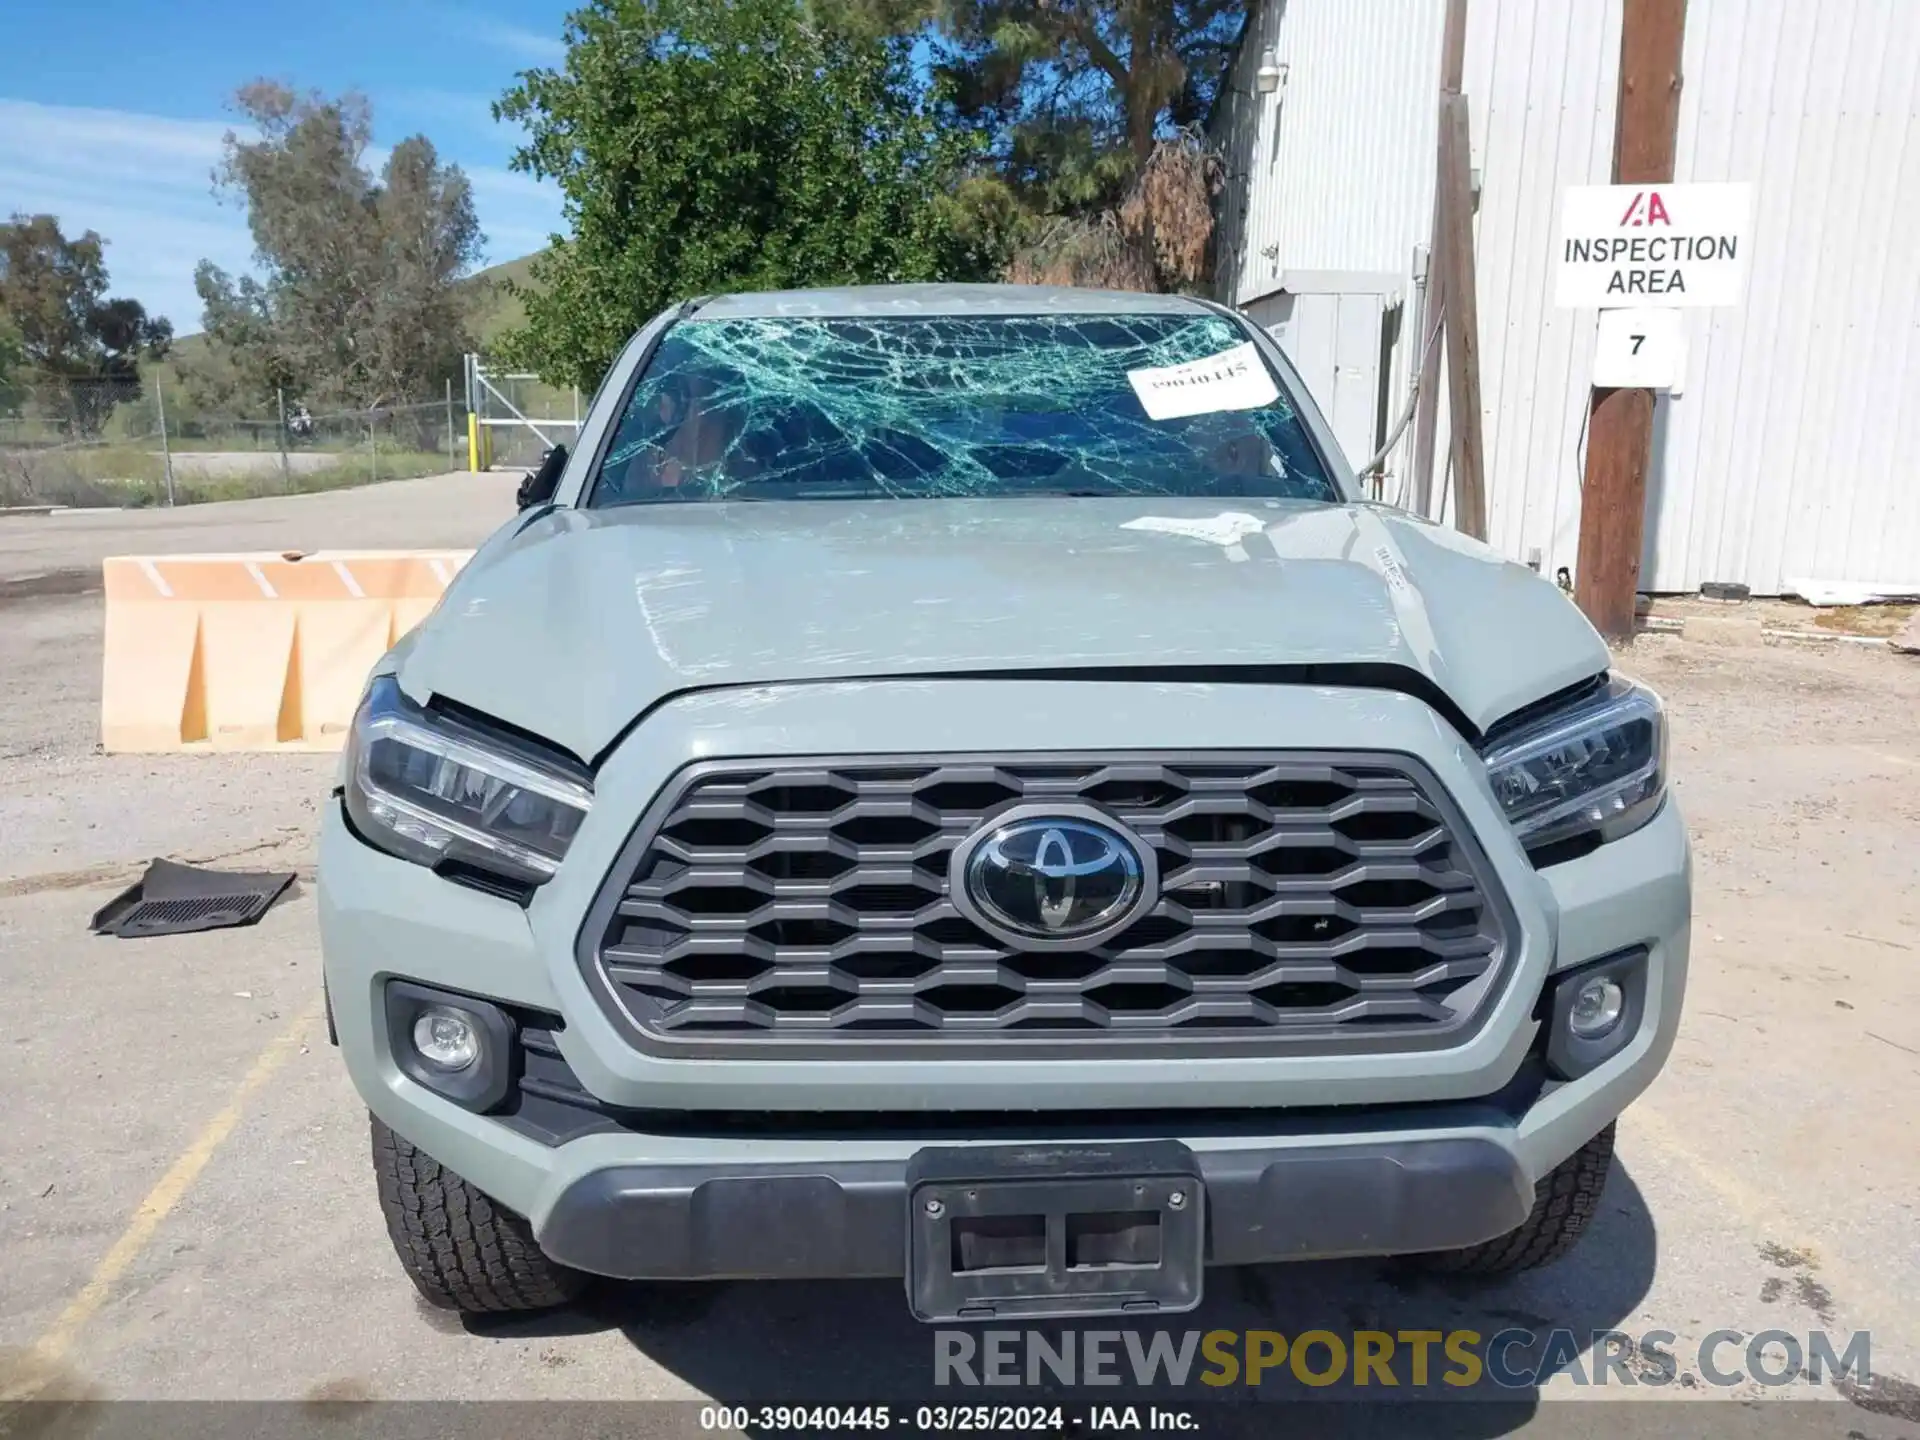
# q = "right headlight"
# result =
<box><xmin>343</xmin><ymin>675</ymin><xmax>592</xmax><ymax>887</ymax></box>
<box><xmin>1481</xmin><ymin>675</ymin><xmax>1667</xmax><ymax>854</ymax></box>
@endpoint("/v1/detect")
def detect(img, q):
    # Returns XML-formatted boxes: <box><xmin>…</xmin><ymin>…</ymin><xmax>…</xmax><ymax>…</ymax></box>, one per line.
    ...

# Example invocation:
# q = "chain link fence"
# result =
<box><xmin>0</xmin><ymin>371</ymin><xmax>471</xmax><ymax>508</ymax></box>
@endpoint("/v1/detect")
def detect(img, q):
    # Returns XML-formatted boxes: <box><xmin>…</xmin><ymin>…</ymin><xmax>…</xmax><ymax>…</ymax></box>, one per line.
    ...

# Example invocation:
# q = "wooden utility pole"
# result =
<box><xmin>1410</xmin><ymin>0</ymin><xmax>1470</xmax><ymax>519</ymax></box>
<box><xmin>1574</xmin><ymin>0</ymin><xmax>1688</xmax><ymax>639</ymax></box>
<box><xmin>1436</xmin><ymin>94</ymin><xmax>1488</xmax><ymax>540</ymax></box>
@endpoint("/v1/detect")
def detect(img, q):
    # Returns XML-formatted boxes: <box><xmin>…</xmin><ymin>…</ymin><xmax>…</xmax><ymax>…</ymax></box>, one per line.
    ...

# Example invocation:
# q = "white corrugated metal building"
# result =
<box><xmin>1210</xmin><ymin>0</ymin><xmax>1920</xmax><ymax>597</ymax></box>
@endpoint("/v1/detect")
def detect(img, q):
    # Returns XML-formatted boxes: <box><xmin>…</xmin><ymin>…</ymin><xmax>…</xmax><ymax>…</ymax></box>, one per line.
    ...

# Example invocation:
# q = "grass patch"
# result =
<box><xmin>0</xmin><ymin>447</ymin><xmax>451</xmax><ymax>508</ymax></box>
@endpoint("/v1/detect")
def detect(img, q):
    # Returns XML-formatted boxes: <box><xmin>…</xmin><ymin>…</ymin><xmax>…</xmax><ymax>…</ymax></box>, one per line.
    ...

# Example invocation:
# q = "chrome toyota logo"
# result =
<box><xmin>950</xmin><ymin>806</ymin><xmax>1157</xmax><ymax>947</ymax></box>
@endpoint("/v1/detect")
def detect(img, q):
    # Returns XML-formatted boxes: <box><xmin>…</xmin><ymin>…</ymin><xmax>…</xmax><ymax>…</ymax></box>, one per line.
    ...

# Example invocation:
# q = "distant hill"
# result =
<box><xmin>464</xmin><ymin>251</ymin><xmax>547</xmax><ymax>347</ymax></box>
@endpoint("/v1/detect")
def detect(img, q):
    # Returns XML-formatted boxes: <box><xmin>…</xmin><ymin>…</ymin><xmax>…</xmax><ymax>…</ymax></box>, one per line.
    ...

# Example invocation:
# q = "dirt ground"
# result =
<box><xmin>0</xmin><ymin>481</ymin><xmax>1916</xmax><ymax>1433</ymax></box>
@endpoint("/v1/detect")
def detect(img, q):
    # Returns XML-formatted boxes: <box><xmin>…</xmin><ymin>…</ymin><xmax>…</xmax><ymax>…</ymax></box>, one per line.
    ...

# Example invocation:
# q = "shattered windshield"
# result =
<box><xmin>588</xmin><ymin>313</ymin><xmax>1342</xmax><ymax>507</ymax></box>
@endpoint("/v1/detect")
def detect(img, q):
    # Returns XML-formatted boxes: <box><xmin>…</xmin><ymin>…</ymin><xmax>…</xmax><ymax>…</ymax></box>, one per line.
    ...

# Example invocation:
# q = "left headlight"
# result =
<box><xmin>343</xmin><ymin>675</ymin><xmax>592</xmax><ymax>885</ymax></box>
<box><xmin>1481</xmin><ymin>675</ymin><xmax>1667</xmax><ymax>855</ymax></box>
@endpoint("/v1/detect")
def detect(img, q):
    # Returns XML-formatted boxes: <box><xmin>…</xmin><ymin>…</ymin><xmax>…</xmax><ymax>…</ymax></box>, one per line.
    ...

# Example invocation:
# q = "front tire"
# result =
<box><xmin>370</xmin><ymin>1114</ymin><xmax>583</xmax><ymax>1313</ymax></box>
<box><xmin>1413</xmin><ymin>1121</ymin><xmax>1615</xmax><ymax>1276</ymax></box>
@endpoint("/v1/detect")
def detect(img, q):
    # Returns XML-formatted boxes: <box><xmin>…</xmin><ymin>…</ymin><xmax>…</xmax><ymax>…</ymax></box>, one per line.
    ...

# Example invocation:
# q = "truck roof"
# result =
<box><xmin>688</xmin><ymin>283</ymin><xmax>1221</xmax><ymax>321</ymax></box>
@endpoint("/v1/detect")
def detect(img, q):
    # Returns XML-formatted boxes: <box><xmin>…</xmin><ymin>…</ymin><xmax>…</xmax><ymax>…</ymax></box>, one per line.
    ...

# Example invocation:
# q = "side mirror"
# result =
<box><xmin>516</xmin><ymin>444</ymin><xmax>569</xmax><ymax>511</ymax></box>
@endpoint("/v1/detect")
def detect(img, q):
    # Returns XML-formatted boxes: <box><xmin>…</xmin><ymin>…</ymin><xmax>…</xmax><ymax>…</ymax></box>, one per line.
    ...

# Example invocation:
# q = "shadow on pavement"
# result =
<box><xmin>471</xmin><ymin>1162</ymin><xmax>1660</xmax><ymax>1437</ymax></box>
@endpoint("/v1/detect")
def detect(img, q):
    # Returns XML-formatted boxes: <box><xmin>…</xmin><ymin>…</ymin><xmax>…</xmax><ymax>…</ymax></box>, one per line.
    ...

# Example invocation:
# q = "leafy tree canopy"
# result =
<box><xmin>189</xmin><ymin>82</ymin><xmax>483</xmax><ymax>412</ymax></box>
<box><xmin>0</xmin><ymin>213</ymin><xmax>171</xmax><ymax>433</ymax></box>
<box><xmin>493</xmin><ymin>0</ymin><xmax>1002</xmax><ymax>389</ymax></box>
<box><xmin>826</xmin><ymin>1</ymin><xmax>1243</xmax><ymax>291</ymax></box>
<box><xmin>838</xmin><ymin>1</ymin><xmax>1243</xmax><ymax>207</ymax></box>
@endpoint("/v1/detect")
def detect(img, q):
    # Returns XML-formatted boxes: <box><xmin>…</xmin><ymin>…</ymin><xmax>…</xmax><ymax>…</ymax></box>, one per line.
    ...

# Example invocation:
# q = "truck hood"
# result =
<box><xmin>398</xmin><ymin>497</ymin><xmax>1608</xmax><ymax>761</ymax></box>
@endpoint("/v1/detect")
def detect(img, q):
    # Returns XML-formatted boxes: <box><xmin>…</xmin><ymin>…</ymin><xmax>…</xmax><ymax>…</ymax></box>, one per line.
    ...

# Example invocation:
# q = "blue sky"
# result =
<box><xmin>0</xmin><ymin>0</ymin><xmax>575</xmax><ymax>333</ymax></box>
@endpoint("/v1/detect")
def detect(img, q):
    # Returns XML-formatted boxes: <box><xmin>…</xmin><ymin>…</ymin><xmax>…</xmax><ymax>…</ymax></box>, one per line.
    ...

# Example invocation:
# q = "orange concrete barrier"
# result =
<box><xmin>100</xmin><ymin>550</ymin><xmax>472</xmax><ymax>753</ymax></box>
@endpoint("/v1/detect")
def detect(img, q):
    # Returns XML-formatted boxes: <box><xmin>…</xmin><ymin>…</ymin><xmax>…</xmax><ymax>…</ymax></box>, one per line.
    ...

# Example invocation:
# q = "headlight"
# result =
<box><xmin>343</xmin><ymin>675</ymin><xmax>592</xmax><ymax>885</ymax></box>
<box><xmin>1481</xmin><ymin>675</ymin><xmax>1666</xmax><ymax>854</ymax></box>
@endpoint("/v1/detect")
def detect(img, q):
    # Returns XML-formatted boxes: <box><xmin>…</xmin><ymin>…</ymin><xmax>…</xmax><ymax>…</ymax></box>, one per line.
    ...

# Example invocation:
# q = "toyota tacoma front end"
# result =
<box><xmin>318</xmin><ymin>284</ymin><xmax>1689</xmax><ymax>1322</ymax></box>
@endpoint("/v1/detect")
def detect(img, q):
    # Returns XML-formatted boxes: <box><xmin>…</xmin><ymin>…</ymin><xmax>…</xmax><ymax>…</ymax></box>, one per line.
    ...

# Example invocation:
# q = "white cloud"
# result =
<box><xmin>0</xmin><ymin>98</ymin><xmax>252</xmax><ymax>332</ymax></box>
<box><xmin>468</xmin><ymin>16</ymin><xmax>567</xmax><ymax>63</ymax></box>
<box><xmin>0</xmin><ymin>97</ymin><xmax>231</xmax><ymax>165</ymax></box>
<box><xmin>0</xmin><ymin>98</ymin><xmax>564</xmax><ymax>330</ymax></box>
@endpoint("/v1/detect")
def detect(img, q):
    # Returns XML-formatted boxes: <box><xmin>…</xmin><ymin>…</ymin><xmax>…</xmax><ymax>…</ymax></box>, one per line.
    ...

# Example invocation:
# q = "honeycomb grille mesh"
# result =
<box><xmin>588</xmin><ymin>755</ymin><xmax>1509</xmax><ymax>1051</ymax></box>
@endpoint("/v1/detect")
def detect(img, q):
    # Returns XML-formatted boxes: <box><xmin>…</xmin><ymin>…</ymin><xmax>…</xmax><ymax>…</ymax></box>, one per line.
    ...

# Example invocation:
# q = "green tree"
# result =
<box><xmin>947</xmin><ymin>1</ymin><xmax>1242</xmax><ymax>162</ymax></box>
<box><xmin>493</xmin><ymin>0</ymin><xmax>999</xmax><ymax>388</ymax></box>
<box><xmin>838</xmin><ymin>1</ymin><xmax>1241</xmax><ymax>199</ymax></box>
<box><xmin>0</xmin><ymin>316</ymin><xmax>23</xmax><ymax>412</ymax></box>
<box><xmin>0</xmin><ymin>214</ymin><xmax>172</xmax><ymax>433</ymax></box>
<box><xmin>831</xmin><ymin>1</ymin><xmax>1242</xmax><ymax>290</ymax></box>
<box><xmin>191</xmin><ymin>83</ymin><xmax>483</xmax><ymax>410</ymax></box>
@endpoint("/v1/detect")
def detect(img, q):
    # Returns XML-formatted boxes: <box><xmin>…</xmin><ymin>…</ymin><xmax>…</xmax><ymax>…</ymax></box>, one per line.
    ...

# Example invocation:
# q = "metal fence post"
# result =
<box><xmin>155</xmin><ymin>378</ymin><xmax>176</xmax><ymax>507</ymax></box>
<box><xmin>445</xmin><ymin>379</ymin><xmax>455</xmax><ymax>470</ymax></box>
<box><xmin>369</xmin><ymin>407</ymin><xmax>378</xmax><ymax>483</ymax></box>
<box><xmin>276</xmin><ymin>387</ymin><xmax>291</xmax><ymax>491</ymax></box>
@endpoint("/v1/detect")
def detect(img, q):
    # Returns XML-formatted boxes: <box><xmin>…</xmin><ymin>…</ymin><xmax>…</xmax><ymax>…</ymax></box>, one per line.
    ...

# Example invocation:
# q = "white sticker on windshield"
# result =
<box><xmin>1125</xmin><ymin>342</ymin><xmax>1279</xmax><ymax>421</ymax></box>
<box><xmin>1122</xmin><ymin>512</ymin><xmax>1269</xmax><ymax>547</ymax></box>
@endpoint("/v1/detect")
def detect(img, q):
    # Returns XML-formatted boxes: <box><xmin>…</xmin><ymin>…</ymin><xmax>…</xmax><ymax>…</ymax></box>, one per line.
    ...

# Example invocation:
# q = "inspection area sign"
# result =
<box><xmin>1555</xmin><ymin>182</ymin><xmax>1753</xmax><ymax>308</ymax></box>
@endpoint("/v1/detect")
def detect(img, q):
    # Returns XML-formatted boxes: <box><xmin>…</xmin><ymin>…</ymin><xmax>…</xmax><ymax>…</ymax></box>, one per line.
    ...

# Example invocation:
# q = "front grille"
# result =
<box><xmin>582</xmin><ymin>754</ymin><xmax>1513</xmax><ymax>1056</ymax></box>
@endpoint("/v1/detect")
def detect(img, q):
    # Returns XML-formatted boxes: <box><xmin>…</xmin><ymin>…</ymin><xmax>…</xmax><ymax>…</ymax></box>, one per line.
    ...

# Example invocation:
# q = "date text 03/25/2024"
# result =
<box><xmin>697</xmin><ymin>1406</ymin><xmax>1198</xmax><ymax>1432</ymax></box>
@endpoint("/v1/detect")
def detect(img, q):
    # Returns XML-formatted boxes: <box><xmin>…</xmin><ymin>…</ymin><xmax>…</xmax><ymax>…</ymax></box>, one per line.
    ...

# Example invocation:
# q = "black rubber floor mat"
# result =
<box><xmin>90</xmin><ymin>858</ymin><xmax>296</xmax><ymax>938</ymax></box>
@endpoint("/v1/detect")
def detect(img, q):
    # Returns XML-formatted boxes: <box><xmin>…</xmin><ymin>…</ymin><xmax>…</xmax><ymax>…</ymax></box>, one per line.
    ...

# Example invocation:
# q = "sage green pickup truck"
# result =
<box><xmin>319</xmin><ymin>283</ymin><xmax>1688</xmax><ymax>1324</ymax></box>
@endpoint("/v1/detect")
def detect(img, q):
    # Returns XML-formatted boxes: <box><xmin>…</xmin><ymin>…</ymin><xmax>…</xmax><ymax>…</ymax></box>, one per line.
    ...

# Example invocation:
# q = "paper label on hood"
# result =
<box><xmin>1125</xmin><ymin>342</ymin><xmax>1280</xmax><ymax>421</ymax></box>
<box><xmin>1122</xmin><ymin>512</ymin><xmax>1269</xmax><ymax>547</ymax></box>
<box><xmin>1373</xmin><ymin>544</ymin><xmax>1412</xmax><ymax>592</ymax></box>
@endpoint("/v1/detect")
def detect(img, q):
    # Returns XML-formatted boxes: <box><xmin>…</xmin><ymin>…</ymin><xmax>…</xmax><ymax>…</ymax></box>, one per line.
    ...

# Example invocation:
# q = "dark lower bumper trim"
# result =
<box><xmin>534</xmin><ymin>1137</ymin><xmax>1532</xmax><ymax>1280</ymax></box>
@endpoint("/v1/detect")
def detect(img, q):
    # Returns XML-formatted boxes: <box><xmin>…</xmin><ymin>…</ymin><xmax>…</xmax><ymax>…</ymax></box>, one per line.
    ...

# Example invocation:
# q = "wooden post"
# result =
<box><xmin>1435</xmin><ymin>93</ymin><xmax>1488</xmax><ymax>540</ymax></box>
<box><xmin>1574</xmin><ymin>0</ymin><xmax>1687</xmax><ymax>639</ymax></box>
<box><xmin>1410</xmin><ymin>0</ymin><xmax>1470</xmax><ymax>518</ymax></box>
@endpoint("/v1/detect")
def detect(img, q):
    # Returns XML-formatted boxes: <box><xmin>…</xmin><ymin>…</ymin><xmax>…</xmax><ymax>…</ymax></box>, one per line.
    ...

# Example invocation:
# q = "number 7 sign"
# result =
<box><xmin>1592</xmin><ymin>308</ymin><xmax>1687</xmax><ymax>391</ymax></box>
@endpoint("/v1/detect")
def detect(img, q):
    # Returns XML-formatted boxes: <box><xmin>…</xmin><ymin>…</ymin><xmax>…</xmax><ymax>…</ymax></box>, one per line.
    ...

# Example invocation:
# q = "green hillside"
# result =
<box><xmin>466</xmin><ymin>251</ymin><xmax>546</xmax><ymax>346</ymax></box>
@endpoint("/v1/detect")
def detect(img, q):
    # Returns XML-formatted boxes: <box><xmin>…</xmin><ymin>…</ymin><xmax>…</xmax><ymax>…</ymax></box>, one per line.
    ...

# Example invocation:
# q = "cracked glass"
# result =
<box><xmin>588</xmin><ymin>313</ymin><xmax>1342</xmax><ymax>508</ymax></box>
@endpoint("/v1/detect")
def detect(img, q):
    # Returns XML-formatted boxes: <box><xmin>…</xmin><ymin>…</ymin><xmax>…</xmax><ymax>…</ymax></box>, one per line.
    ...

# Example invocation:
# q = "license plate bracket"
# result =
<box><xmin>904</xmin><ymin>1140</ymin><xmax>1204</xmax><ymax>1323</ymax></box>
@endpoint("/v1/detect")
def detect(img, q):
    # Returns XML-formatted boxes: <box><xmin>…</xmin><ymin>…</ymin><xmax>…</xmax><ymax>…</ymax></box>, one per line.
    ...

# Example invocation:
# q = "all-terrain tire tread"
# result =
<box><xmin>370</xmin><ymin>1114</ymin><xmax>582</xmax><ymax>1313</ymax></box>
<box><xmin>1416</xmin><ymin>1122</ymin><xmax>1615</xmax><ymax>1276</ymax></box>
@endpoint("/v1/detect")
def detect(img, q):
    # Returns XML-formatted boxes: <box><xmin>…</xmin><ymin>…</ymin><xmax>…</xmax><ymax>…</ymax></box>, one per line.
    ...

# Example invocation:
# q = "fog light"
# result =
<box><xmin>412</xmin><ymin>1006</ymin><xmax>480</xmax><ymax>1071</ymax></box>
<box><xmin>1544</xmin><ymin>948</ymin><xmax>1648</xmax><ymax>1082</ymax></box>
<box><xmin>1568</xmin><ymin>976</ymin><xmax>1625</xmax><ymax>1039</ymax></box>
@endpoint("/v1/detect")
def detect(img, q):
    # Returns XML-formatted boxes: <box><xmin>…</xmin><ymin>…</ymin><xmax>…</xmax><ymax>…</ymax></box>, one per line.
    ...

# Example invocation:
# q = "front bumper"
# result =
<box><xmin>318</xmin><ymin>677</ymin><xmax>1691</xmax><ymax>1280</ymax></box>
<box><xmin>535</xmin><ymin>1133</ymin><xmax>1532</xmax><ymax>1281</ymax></box>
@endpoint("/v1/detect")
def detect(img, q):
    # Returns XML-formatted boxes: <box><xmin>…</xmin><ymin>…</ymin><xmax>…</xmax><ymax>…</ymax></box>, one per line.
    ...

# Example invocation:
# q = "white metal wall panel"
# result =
<box><xmin>1210</xmin><ymin>0</ymin><xmax>1284</xmax><ymax>301</ymax></box>
<box><xmin>1214</xmin><ymin>0</ymin><xmax>1446</xmax><ymax>301</ymax></box>
<box><xmin>1458</xmin><ymin>0</ymin><xmax>1920</xmax><ymax>593</ymax></box>
<box><xmin>1648</xmin><ymin>0</ymin><xmax>1920</xmax><ymax>593</ymax></box>
<box><xmin>1213</xmin><ymin>0</ymin><xmax>1446</xmax><ymax>492</ymax></box>
<box><xmin>1447</xmin><ymin>0</ymin><xmax>1622</xmax><ymax>577</ymax></box>
<box><xmin>1218</xmin><ymin>0</ymin><xmax>1920</xmax><ymax>594</ymax></box>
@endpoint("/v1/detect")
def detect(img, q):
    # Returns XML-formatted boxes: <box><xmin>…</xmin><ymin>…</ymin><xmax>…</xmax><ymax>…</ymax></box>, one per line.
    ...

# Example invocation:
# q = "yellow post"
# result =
<box><xmin>466</xmin><ymin>413</ymin><xmax>480</xmax><ymax>472</ymax></box>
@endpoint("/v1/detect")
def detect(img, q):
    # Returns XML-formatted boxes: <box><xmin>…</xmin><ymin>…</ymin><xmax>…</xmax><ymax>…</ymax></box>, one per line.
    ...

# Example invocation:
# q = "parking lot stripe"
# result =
<box><xmin>0</xmin><ymin>1001</ymin><xmax>321</xmax><ymax>1401</ymax></box>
